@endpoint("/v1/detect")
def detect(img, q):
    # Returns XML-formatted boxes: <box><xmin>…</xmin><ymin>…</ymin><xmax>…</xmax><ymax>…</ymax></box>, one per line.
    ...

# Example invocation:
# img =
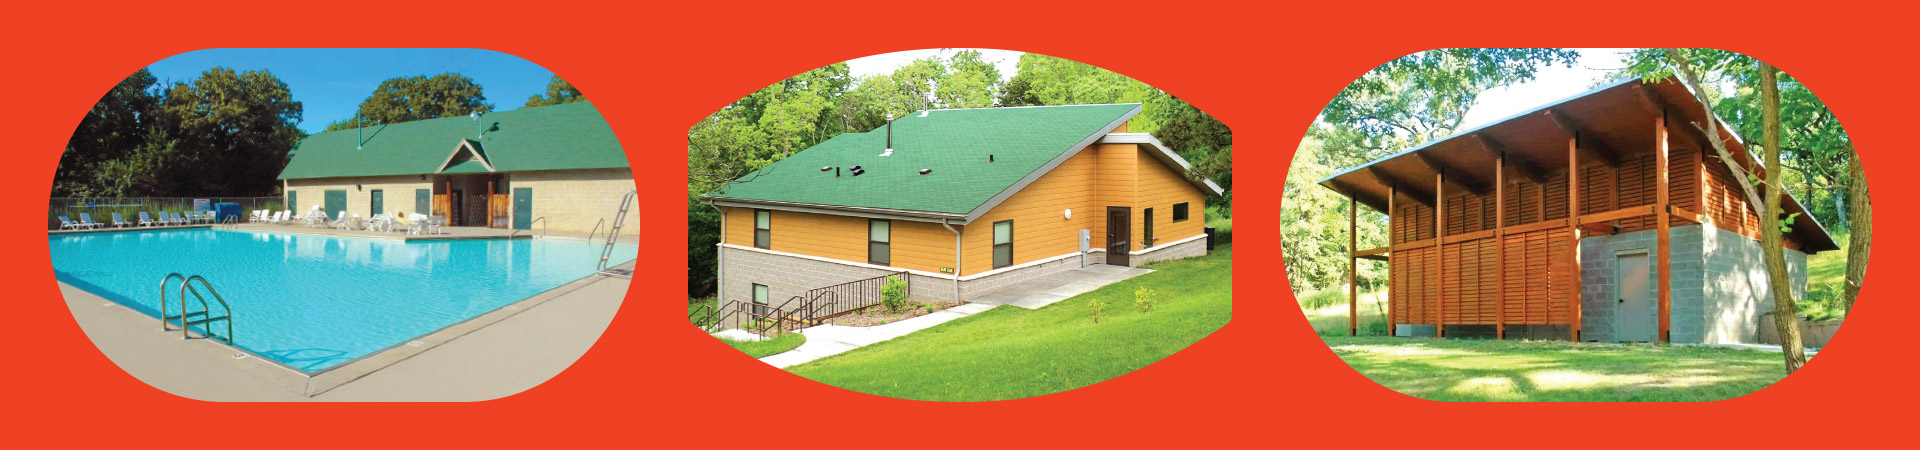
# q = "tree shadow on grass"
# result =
<box><xmin>1328</xmin><ymin>337</ymin><xmax>1786</xmax><ymax>402</ymax></box>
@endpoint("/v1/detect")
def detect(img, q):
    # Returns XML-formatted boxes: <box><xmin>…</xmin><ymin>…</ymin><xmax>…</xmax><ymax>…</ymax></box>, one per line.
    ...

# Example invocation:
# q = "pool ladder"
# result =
<box><xmin>159</xmin><ymin>273</ymin><xmax>234</xmax><ymax>344</ymax></box>
<box><xmin>596</xmin><ymin>190</ymin><xmax>636</xmax><ymax>275</ymax></box>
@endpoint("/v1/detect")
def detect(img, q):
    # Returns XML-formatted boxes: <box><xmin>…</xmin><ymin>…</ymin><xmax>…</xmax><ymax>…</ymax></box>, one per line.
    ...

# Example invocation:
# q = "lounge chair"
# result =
<box><xmin>327</xmin><ymin>211</ymin><xmax>349</xmax><ymax>229</ymax></box>
<box><xmin>57</xmin><ymin>216</ymin><xmax>79</xmax><ymax>230</ymax></box>
<box><xmin>110</xmin><ymin>212</ymin><xmax>132</xmax><ymax>228</ymax></box>
<box><xmin>78</xmin><ymin>213</ymin><xmax>104</xmax><ymax>229</ymax></box>
<box><xmin>248</xmin><ymin>210</ymin><xmax>263</xmax><ymax>222</ymax></box>
<box><xmin>170</xmin><ymin>212</ymin><xmax>188</xmax><ymax>226</ymax></box>
<box><xmin>137</xmin><ymin>211</ymin><xmax>157</xmax><ymax>227</ymax></box>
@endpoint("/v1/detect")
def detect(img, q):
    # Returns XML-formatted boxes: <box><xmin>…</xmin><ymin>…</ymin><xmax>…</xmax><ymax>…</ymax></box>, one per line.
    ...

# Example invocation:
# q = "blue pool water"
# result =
<box><xmin>49</xmin><ymin>228</ymin><xmax>636</xmax><ymax>372</ymax></box>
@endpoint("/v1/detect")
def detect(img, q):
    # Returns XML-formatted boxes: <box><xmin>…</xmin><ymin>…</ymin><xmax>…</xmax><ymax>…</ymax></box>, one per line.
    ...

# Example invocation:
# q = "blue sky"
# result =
<box><xmin>145</xmin><ymin>49</ymin><xmax>556</xmax><ymax>133</ymax></box>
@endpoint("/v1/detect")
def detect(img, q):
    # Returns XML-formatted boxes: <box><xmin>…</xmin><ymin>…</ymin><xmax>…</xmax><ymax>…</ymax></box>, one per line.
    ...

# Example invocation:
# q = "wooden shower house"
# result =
<box><xmin>1317</xmin><ymin>79</ymin><xmax>1838</xmax><ymax>343</ymax></box>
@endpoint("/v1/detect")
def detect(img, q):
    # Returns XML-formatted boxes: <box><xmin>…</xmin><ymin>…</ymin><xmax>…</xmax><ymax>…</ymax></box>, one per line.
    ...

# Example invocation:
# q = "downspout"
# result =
<box><xmin>942</xmin><ymin>219</ymin><xmax>961</xmax><ymax>302</ymax></box>
<box><xmin>708</xmin><ymin>202</ymin><xmax>725</xmax><ymax>305</ymax></box>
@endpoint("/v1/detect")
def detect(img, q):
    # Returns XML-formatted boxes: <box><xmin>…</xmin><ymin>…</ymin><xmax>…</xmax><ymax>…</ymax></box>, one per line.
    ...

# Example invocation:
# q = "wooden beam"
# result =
<box><xmin>1473</xmin><ymin>134</ymin><xmax>1547</xmax><ymax>184</ymax></box>
<box><xmin>1353</xmin><ymin>246</ymin><xmax>1390</xmax><ymax>258</ymax></box>
<box><xmin>1496</xmin><ymin>154</ymin><xmax>1507</xmax><ymax>340</ymax></box>
<box><xmin>1578</xmin><ymin>205</ymin><xmax>1656</xmax><ymax>225</ymax></box>
<box><xmin>1349</xmin><ymin>195</ymin><xmax>1359</xmax><ymax>337</ymax></box>
<box><xmin>1357</xmin><ymin>254</ymin><xmax>1389</xmax><ymax>262</ymax></box>
<box><xmin>1657</xmin><ymin>112</ymin><xmax>1673</xmax><ymax>344</ymax></box>
<box><xmin>1545</xmin><ymin>108</ymin><xmax>1620</xmax><ymax>168</ymax></box>
<box><xmin>1568</xmin><ymin>136</ymin><xmax>1583</xmax><ymax>342</ymax></box>
<box><xmin>1367</xmin><ymin>167</ymin><xmax>1435</xmax><ymax>208</ymax></box>
<box><xmin>1632</xmin><ymin>84</ymin><xmax>1662</xmax><ymax>115</ymax></box>
<box><xmin>1670</xmin><ymin>207</ymin><xmax>1703</xmax><ymax>224</ymax></box>
<box><xmin>1503</xmin><ymin>218</ymin><xmax>1569</xmax><ymax>235</ymax></box>
<box><xmin>1325</xmin><ymin>178</ymin><xmax>1388</xmax><ymax>213</ymax></box>
<box><xmin>1414</xmin><ymin>152</ymin><xmax>1487</xmax><ymax>195</ymax></box>
<box><xmin>1441</xmin><ymin>229</ymin><xmax>1496</xmax><ymax>244</ymax></box>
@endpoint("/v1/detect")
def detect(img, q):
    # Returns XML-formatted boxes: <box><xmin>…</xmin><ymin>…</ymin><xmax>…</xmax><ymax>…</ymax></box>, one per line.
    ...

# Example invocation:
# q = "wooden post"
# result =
<box><xmin>1387</xmin><ymin>183</ymin><xmax>1396</xmax><ymax>336</ymax></box>
<box><xmin>1349</xmin><ymin>195</ymin><xmax>1359</xmax><ymax>336</ymax></box>
<box><xmin>1657</xmin><ymin>110</ymin><xmax>1673</xmax><ymax>343</ymax></box>
<box><xmin>1568</xmin><ymin>135</ymin><xmax>1582</xmax><ymax>342</ymax></box>
<box><xmin>1496</xmin><ymin>155</ymin><xmax>1506</xmax><ymax>339</ymax></box>
<box><xmin>1435</xmin><ymin>170</ymin><xmax>1445</xmax><ymax>338</ymax></box>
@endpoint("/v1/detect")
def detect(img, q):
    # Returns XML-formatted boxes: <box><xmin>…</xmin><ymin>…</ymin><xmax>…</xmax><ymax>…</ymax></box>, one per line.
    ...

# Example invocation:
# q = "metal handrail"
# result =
<box><xmin>507</xmin><ymin>216</ymin><xmax>548</xmax><ymax>239</ymax></box>
<box><xmin>690</xmin><ymin>303</ymin><xmax>716</xmax><ymax>328</ymax></box>
<box><xmin>158</xmin><ymin>273</ymin><xmax>233</xmax><ymax>343</ymax></box>
<box><xmin>180</xmin><ymin>275</ymin><xmax>234</xmax><ymax>343</ymax></box>
<box><xmin>585</xmin><ymin>218</ymin><xmax>606</xmax><ymax>244</ymax></box>
<box><xmin>597</xmin><ymin>190</ymin><xmax>637</xmax><ymax>273</ymax></box>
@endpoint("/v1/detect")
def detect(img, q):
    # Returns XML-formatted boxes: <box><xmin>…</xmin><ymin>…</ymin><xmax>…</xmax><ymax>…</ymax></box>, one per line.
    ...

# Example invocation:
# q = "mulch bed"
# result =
<box><xmin>825</xmin><ymin>301</ymin><xmax>962</xmax><ymax>327</ymax></box>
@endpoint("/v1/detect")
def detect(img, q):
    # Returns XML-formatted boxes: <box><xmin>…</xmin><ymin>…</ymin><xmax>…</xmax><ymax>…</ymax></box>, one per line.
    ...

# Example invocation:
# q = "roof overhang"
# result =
<box><xmin>1097</xmin><ymin>132</ymin><xmax>1228</xmax><ymax>196</ymax></box>
<box><xmin>1314</xmin><ymin>78</ymin><xmax>1838</xmax><ymax>252</ymax></box>
<box><xmin>702</xmin><ymin>197</ymin><xmax>966</xmax><ymax>223</ymax></box>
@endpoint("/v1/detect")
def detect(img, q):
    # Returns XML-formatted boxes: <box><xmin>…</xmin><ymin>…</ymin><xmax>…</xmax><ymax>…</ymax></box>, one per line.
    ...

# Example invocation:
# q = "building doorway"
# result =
<box><xmin>1106</xmin><ymin>206</ymin><xmax>1131</xmax><ymax>266</ymax></box>
<box><xmin>1616</xmin><ymin>251</ymin><xmax>1655</xmax><ymax>342</ymax></box>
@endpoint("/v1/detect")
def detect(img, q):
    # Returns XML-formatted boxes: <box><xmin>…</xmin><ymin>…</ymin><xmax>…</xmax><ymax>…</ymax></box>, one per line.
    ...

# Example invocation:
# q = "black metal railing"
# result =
<box><xmin>804</xmin><ymin>271</ymin><xmax>910</xmax><ymax>320</ymax></box>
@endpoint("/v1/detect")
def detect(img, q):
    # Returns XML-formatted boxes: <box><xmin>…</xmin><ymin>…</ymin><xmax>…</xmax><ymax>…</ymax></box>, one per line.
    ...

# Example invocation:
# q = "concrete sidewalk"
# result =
<box><xmin>760</xmin><ymin>303</ymin><xmax>997</xmax><ymax>368</ymax></box>
<box><xmin>965</xmin><ymin>264</ymin><xmax>1153</xmax><ymax>309</ymax></box>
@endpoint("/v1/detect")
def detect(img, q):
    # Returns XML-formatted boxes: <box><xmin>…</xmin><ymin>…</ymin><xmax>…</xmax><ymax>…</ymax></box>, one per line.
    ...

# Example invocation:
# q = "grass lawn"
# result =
<box><xmin>787</xmin><ymin>244</ymin><xmax>1234</xmax><ymax>402</ymax></box>
<box><xmin>720</xmin><ymin>333</ymin><xmax>807</xmax><ymax>359</ymax></box>
<box><xmin>1326</xmin><ymin>336</ymin><xmax>1789</xmax><ymax>401</ymax></box>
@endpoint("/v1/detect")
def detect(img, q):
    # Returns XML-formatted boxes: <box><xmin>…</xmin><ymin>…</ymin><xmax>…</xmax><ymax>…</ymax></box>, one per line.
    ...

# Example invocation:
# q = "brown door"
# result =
<box><xmin>1106</xmin><ymin>206</ymin><xmax>1130</xmax><ymax>266</ymax></box>
<box><xmin>450</xmin><ymin>188</ymin><xmax>465</xmax><ymax>226</ymax></box>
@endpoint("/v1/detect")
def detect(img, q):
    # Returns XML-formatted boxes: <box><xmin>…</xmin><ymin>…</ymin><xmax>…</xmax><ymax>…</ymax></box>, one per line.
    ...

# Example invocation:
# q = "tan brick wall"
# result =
<box><xmin>508</xmin><ymin>168</ymin><xmax>640</xmax><ymax>234</ymax></box>
<box><xmin>285</xmin><ymin>176</ymin><xmax>432</xmax><ymax>219</ymax></box>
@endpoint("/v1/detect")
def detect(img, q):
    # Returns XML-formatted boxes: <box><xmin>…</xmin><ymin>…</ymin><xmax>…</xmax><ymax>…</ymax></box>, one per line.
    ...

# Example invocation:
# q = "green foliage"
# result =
<box><xmin>323</xmin><ymin>73</ymin><xmax>492</xmax><ymax>132</ymax></box>
<box><xmin>1133</xmin><ymin>286</ymin><xmax>1158</xmax><ymax>313</ymax></box>
<box><xmin>60</xmin><ymin>67</ymin><xmax>305</xmax><ymax>198</ymax></box>
<box><xmin>1297</xmin><ymin>288</ymin><xmax>1348</xmax><ymax>310</ymax></box>
<box><xmin>880</xmin><ymin>275</ymin><xmax>910</xmax><ymax>313</ymax></box>
<box><xmin>524</xmin><ymin>75</ymin><xmax>587</xmax><ymax>107</ymax></box>
<box><xmin>1087</xmin><ymin>297</ymin><xmax>1110</xmax><ymax>323</ymax></box>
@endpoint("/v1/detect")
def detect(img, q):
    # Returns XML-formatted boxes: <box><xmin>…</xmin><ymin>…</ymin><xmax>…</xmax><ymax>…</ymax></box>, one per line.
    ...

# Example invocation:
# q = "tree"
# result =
<box><xmin>156</xmin><ymin>67</ymin><xmax>304</xmax><ymax>196</ymax></box>
<box><xmin>57</xmin><ymin>68</ymin><xmax>160</xmax><ymax>197</ymax></box>
<box><xmin>324</xmin><ymin>73</ymin><xmax>491</xmax><ymax>132</ymax></box>
<box><xmin>524</xmin><ymin>75</ymin><xmax>587</xmax><ymax>107</ymax></box>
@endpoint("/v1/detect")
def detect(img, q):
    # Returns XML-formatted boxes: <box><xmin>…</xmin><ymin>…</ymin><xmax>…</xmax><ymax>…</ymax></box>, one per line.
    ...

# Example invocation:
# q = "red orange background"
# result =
<box><xmin>1</xmin><ymin>1</ymin><xmax>1909</xmax><ymax>447</ymax></box>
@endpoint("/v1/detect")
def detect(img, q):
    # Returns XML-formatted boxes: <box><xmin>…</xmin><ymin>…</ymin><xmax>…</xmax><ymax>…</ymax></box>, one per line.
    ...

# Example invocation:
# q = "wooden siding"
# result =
<box><xmin>1137</xmin><ymin>146</ymin><xmax>1209</xmax><ymax>247</ymax></box>
<box><xmin>1389</xmin><ymin>151</ymin><xmax>1707</xmax><ymax>327</ymax></box>
<box><xmin>724</xmin><ymin>207</ymin><xmax>956</xmax><ymax>274</ymax></box>
<box><xmin>966</xmin><ymin>148</ymin><xmax>1104</xmax><ymax>275</ymax></box>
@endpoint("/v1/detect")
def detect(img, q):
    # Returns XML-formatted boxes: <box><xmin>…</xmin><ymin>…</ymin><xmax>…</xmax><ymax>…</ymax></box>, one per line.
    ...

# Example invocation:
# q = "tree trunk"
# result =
<box><xmin>1757</xmin><ymin>62</ymin><xmax>1808</xmax><ymax>374</ymax></box>
<box><xmin>1833</xmin><ymin>185</ymin><xmax>1849</xmax><ymax>229</ymax></box>
<box><xmin>1844</xmin><ymin>151</ymin><xmax>1871</xmax><ymax>312</ymax></box>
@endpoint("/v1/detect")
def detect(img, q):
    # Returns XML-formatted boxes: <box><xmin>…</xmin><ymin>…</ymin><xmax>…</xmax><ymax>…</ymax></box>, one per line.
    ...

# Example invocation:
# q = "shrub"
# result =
<box><xmin>1134</xmin><ymin>286</ymin><xmax>1158</xmax><ymax>313</ymax></box>
<box><xmin>1297</xmin><ymin>289</ymin><xmax>1347</xmax><ymax>310</ymax></box>
<box><xmin>1088</xmin><ymin>297</ymin><xmax>1110</xmax><ymax>323</ymax></box>
<box><xmin>880</xmin><ymin>275</ymin><xmax>910</xmax><ymax>313</ymax></box>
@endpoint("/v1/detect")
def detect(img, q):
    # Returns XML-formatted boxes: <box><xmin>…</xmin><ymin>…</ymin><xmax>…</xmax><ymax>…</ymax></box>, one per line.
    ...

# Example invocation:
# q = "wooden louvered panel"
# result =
<box><xmin>1543</xmin><ymin>172</ymin><xmax>1568</xmax><ymax>220</ymax></box>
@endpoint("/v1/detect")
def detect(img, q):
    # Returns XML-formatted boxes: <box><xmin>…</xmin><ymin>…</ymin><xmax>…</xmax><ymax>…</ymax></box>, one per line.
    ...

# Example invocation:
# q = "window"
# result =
<box><xmin>753</xmin><ymin>210</ymin><xmax>771</xmax><ymax>249</ymax></box>
<box><xmin>869</xmin><ymin>219</ymin><xmax>891</xmax><ymax>266</ymax></box>
<box><xmin>752</xmin><ymin>284</ymin><xmax>770</xmax><ymax>316</ymax></box>
<box><xmin>1173</xmin><ymin>202</ymin><xmax>1191</xmax><ymax>222</ymax></box>
<box><xmin>992</xmin><ymin>220</ymin><xmax>1013</xmax><ymax>269</ymax></box>
<box><xmin>1144</xmin><ymin>207</ymin><xmax>1155</xmax><ymax>248</ymax></box>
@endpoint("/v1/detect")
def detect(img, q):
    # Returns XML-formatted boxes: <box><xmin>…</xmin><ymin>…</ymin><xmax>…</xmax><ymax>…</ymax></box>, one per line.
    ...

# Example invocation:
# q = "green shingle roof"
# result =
<box><xmin>277</xmin><ymin>102</ymin><xmax>625</xmax><ymax>180</ymax></box>
<box><xmin>703</xmin><ymin>103</ymin><xmax>1140</xmax><ymax>215</ymax></box>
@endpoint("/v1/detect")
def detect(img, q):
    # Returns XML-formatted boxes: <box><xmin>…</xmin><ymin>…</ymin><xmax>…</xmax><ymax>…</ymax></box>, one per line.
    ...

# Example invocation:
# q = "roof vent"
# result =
<box><xmin>884</xmin><ymin>115</ymin><xmax>894</xmax><ymax>156</ymax></box>
<box><xmin>989</xmin><ymin>154</ymin><xmax>995</xmax><ymax>163</ymax></box>
<box><xmin>919</xmin><ymin>169</ymin><xmax>931</xmax><ymax>175</ymax></box>
<box><xmin>850</xmin><ymin>165</ymin><xmax>862</xmax><ymax>171</ymax></box>
<box><xmin>851</xmin><ymin>168</ymin><xmax>866</xmax><ymax>176</ymax></box>
<box><xmin>821</xmin><ymin>166</ymin><xmax>832</xmax><ymax>172</ymax></box>
<box><xmin>919</xmin><ymin>110</ymin><xmax>929</xmax><ymax>117</ymax></box>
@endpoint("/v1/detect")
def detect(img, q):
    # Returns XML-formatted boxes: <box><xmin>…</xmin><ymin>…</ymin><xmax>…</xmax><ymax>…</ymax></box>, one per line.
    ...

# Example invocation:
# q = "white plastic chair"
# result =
<box><xmin>111</xmin><ymin>212</ymin><xmax>132</xmax><ymax>228</ymax></box>
<box><xmin>57</xmin><ymin>216</ymin><xmax>78</xmax><ymax>230</ymax></box>
<box><xmin>137</xmin><ymin>212</ymin><xmax>157</xmax><ymax>227</ymax></box>
<box><xmin>78</xmin><ymin>213</ymin><xmax>104</xmax><ymax>229</ymax></box>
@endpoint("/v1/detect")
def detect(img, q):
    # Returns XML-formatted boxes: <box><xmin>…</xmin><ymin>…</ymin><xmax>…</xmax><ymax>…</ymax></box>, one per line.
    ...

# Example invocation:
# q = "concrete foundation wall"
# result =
<box><xmin>1577</xmin><ymin>223</ymin><xmax>1807</xmax><ymax>344</ymax></box>
<box><xmin>1131</xmin><ymin>234</ymin><xmax>1208</xmax><ymax>266</ymax></box>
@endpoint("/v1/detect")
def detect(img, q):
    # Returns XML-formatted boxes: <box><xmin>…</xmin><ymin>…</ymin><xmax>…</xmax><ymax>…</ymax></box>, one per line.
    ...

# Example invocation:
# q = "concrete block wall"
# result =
<box><xmin>510</xmin><ymin>168</ymin><xmax>640</xmax><ymax>235</ymax></box>
<box><xmin>960</xmin><ymin>253</ymin><xmax>1091</xmax><ymax>299</ymax></box>
<box><xmin>1700</xmin><ymin>225</ymin><xmax>1809</xmax><ymax>344</ymax></box>
<box><xmin>718</xmin><ymin>246</ymin><xmax>955</xmax><ymax>329</ymax></box>
<box><xmin>1576</xmin><ymin>223</ymin><xmax>1808</xmax><ymax>344</ymax></box>
<box><xmin>285</xmin><ymin>175</ymin><xmax>431</xmax><ymax>219</ymax></box>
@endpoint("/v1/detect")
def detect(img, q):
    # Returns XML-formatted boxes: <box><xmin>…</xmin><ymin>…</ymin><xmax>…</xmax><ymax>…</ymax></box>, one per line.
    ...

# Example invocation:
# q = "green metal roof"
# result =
<box><xmin>440</xmin><ymin>159</ymin><xmax>492</xmax><ymax>174</ymax></box>
<box><xmin>703</xmin><ymin>103</ymin><xmax>1140</xmax><ymax>216</ymax></box>
<box><xmin>278</xmin><ymin>102</ymin><xmax>625</xmax><ymax>180</ymax></box>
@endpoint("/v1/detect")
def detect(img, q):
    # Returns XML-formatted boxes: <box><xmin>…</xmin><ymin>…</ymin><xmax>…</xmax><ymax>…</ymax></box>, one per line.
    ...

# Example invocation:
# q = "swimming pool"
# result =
<box><xmin>49</xmin><ymin>228</ymin><xmax>636</xmax><ymax>372</ymax></box>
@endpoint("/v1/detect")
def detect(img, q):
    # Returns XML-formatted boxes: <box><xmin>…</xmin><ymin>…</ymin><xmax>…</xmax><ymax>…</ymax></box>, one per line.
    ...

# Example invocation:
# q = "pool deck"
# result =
<box><xmin>60</xmin><ymin>260</ymin><xmax>634</xmax><ymax>401</ymax></box>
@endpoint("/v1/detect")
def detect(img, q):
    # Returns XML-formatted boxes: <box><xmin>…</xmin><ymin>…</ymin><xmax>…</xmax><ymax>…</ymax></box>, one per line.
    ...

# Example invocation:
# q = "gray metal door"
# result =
<box><xmin>1617</xmin><ymin>252</ymin><xmax>1654</xmax><ymax>342</ymax></box>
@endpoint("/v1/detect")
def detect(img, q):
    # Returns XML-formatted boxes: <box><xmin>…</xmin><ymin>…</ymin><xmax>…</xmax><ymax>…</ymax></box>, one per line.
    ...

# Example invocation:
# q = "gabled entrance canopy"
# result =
<box><xmin>438</xmin><ymin>139</ymin><xmax>496</xmax><ymax>174</ymax></box>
